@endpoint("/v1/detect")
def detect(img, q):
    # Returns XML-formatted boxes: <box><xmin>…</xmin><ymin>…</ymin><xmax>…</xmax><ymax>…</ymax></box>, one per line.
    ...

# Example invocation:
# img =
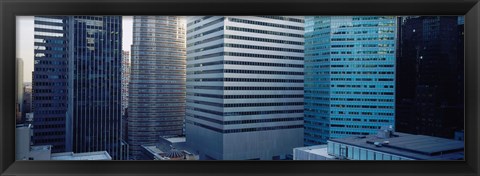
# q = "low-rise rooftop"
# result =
<box><xmin>294</xmin><ymin>145</ymin><xmax>336</xmax><ymax>160</ymax></box>
<box><xmin>51</xmin><ymin>151</ymin><xmax>112</xmax><ymax>160</ymax></box>
<box><xmin>165</xmin><ymin>137</ymin><xmax>186</xmax><ymax>143</ymax></box>
<box><xmin>329</xmin><ymin>132</ymin><xmax>464</xmax><ymax>160</ymax></box>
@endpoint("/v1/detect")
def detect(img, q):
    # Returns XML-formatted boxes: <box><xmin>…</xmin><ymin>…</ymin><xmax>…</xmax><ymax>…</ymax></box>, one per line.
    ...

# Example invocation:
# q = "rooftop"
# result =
<box><xmin>30</xmin><ymin>145</ymin><xmax>51</xmax><ymax>152</ymax></box>
<box><xmin>144</xmin><ymin>145</ymin><xmax>164</xmax><ymax>155</ymax></box>
<box><xmin>165</xmin><ymin>137</ymin><xmax>186</xmax><ymax>143</ymax></box>
<box><xmin>329</xmin><ymin>132</ymin><xmax>464</xmax><ymax>160</ymax></box>
<box><xmin>294</xmin><ymin>145</ymin><xmax>335</xmax><ymax>159</ymax></box>
<box><xmin>50</xmin><ymin>151</ymin><xmax>112</xmax><ymax>160</ymax></box>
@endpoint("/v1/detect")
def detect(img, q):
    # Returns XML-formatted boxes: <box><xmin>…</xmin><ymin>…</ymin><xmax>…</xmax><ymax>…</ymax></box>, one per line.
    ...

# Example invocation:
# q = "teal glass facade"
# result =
<box><xmin>304</xmin><ymin>16</ymin><xmax>397</xmax><ymax>145</ymax></box>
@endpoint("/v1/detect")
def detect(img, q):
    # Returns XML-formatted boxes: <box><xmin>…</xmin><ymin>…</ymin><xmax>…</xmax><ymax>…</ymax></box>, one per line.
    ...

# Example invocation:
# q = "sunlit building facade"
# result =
<box><xmin>128</xmin><ymin>16</ymin><xmax>187</xmax><ymax>160</ymax></box>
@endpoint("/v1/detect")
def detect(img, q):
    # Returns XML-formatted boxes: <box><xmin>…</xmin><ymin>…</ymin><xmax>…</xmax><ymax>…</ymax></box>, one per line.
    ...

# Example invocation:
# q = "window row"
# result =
<box><xmin>228</xmin><ymin>17</ymin><xmax>304</xmax><ymax>31</ymax></box>
<box><xmin>329</xmin><ymin>117</ymin><xmax>392</xmax><ymax>122</ymax></box>
<box><xmin>190</xmin><ymin>121</ymin><xmax>303</xmax><ymax>134</ymax></box>
<box><xmin>187</xmin><ymin>77</ymin><xmax>303</xmax><ymax>83</ymax></box>
<box><xmin>186</xmin><ymin>26</ymin><xmax>223</xmax><ymax>40</ymax></box>
<box><xmin>257</xmin><ymin>16</ymin><xmax>304</xmax><ymax>23</ymax></box>
<box><xmin>187</xmin><ymin>51</ymin><xmax>303</xmax><ymax>61</ymax></box>
<box><xmin>190</xmin><ymin>86</ymin><xmax>304</xmax><ymax>91</ymax></box>
<box><xmin>187</xmin><ymin>17</ymin><xmax>225</xmax><ymax>33</ymax></box>
<box><xmin>34</xmin><ymin>131</ymin><xmax>65</xmax><ymax>136</ymax></box>
<box><xmin>188</xmin><ymin>60</ymin><xmax>303</xmax><ymax>68</ymax></box>
<box><xmin>188</xmin><ymin>69</ymin><xmax>304</xmax><ymax>75</ymax></box>
<box><xmin>190</xmin><ymin>113</ymin><xmax>303</xmax><ymax>125</ymax></box>
<box><xmin>34</xmin><ymin>110</ymin><xmax>66</xmax><ymax>115</ymax></box>
<box><xmin>34</xmin><ymin>60</ymin><xmax>67</xmax><ymax>65</ymax></box>
<box><xmin>189</xmin><ymin>107</ymin><xmax>303</xmax><ymax>117</ymax></box>
<box><xmin>191</xmin><ymin>100</ymin><xmax>304</xmax><ymax>108</ymax></box>
<box><xmin>226</xmin><ymin>26</ymin><xmax>303</xmax><ymax>38</ymax></box>
<box><xmin>330</xmin><ymin>104</ymin><xmax>394</xmax><ymax>109</ymax></box>
<box><xmin>330</xmin><ymin>91</ymin><xmax>394</xmax><ymax>95</ymax></box>
<box><xmin>187</xmin><ymin>16</ymin><xmax>213</xmax><ymax>27</ymax></box>
<box><xmin>225</xmin><ymin>43</ymin><xmax>304</xmax><ymax>53</ymax></box>
<box><xmin>330</xmin><ymin>71</ymin><xmax>394</xmax><ymax>75</ymax></box>
<box><xmin>33</xmin><ymin>96</ymin><xmax>67</xmax><ymax>101</ymax></box>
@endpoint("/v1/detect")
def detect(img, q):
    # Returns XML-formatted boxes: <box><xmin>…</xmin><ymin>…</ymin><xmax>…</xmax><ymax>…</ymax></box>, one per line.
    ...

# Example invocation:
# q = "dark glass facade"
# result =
<box><xmin>395</xmin><ymin>16</ymin><xmax>464</xmax><ymax>139</ymax></box>
<box><xmin>32</xmin><ymin>16</ymin><xmax>69</xmax><ymax>153</ymax></box>
<box><xmin>69</xmin><ymin>16</ymin><xmax>123</xmax><ymax>159</ymax></box>
<box><xmin>32</xmin><ymin>16</ymin><xmax>123</xmax><ymax>159</ymax></box>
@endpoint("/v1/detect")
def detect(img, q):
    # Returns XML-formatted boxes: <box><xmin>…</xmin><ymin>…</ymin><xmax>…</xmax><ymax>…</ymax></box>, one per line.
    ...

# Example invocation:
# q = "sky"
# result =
<box><xmin>16</xmin><ymin>16</ymin><xmax>133</xmax><ymax>83</ymax></box>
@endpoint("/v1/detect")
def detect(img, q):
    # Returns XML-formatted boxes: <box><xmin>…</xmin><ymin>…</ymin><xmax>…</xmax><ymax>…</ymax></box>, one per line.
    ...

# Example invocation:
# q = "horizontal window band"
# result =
<box><xmin>189</xmin><ymin>122</ymin><xmax>304</xmax><ymax>134</ymax></box>
<box><xmin>188</xmin><ymin>93</ymin><xmax>303</xmax><ymax>99</ymax></box>
<box><xmin>189</xmin><ymin>114</ymin><xmax>303</xmax><ymax>125</ymax></box>
<box><xmin>189</xmin><ymin>86</ymin><xmax>303</xmax><ymax>91</ymax></box>
<box><xmin>187</xmin><ymin>51</ymin><xmax>303</xmax><ymax>61</ymax></box>
<box><xmin>187</xmin><ymin>69</ymin><xmax>304</xmax><ymax>75</ymax></box>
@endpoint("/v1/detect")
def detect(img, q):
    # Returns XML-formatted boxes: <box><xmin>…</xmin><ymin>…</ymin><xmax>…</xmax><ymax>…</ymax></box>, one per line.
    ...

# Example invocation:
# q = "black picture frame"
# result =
<box><xmin>1</xmin><ymin>0</ymin><xmax>479</xmax><ymax>175</ymax></box>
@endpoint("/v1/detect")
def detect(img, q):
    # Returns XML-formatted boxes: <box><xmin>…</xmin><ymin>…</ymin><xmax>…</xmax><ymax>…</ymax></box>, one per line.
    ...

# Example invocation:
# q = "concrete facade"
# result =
<box><xmin>186</xmin><ymin>16</ymin><xmax>305</xmax><ymax>160</ymax></box>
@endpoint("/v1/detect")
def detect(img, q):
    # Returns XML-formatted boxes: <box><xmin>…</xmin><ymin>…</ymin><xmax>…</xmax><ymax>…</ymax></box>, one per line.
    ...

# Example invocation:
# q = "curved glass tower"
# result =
<box><xmin>128</xmin><ymin>16</ymin><xmax>186</xmax><ymax>160</ymax></box>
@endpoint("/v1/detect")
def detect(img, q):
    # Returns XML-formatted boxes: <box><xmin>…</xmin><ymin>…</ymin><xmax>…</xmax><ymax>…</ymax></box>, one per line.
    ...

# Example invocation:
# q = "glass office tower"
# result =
<box><xmin>304</xmin><ymin>16</ymin><xmax>397</xmax><ymax>145</ymax></box>
<box><xmin>186</xmin><ymin>16</ymin><xmax>304</xmax><ymax>160</ymax></box>
<box><xmin>33</xmin><ymin>16</ymin><xmax>123</xmax><ymax>159</ymax></box>
<box><xmin>128</xmin><ymin>16</ymin><xmax>186</xmax><ymax>160</ymax></box>
<box><xmin>68</xmin><ymin>16</ymin><xmax>123</xmax><ymax>160</ymax></box>
<box><xmin>32</xmin><ymin>16</ymin><xmax>69</xmax><ymax>153</ymax></box>
<box><xmin>395</xmin><ymin>16</ymin><xmax>463</xmax><ymax>139</ymax></box>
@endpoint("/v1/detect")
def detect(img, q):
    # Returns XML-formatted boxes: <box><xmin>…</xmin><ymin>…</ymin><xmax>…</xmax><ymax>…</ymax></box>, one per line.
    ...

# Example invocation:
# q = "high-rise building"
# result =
<box><xmin>23</xmin><ymin>82</ymin><xmax>33</xmax><ymax>116</ymax></box>
<box><xmin>32</xmin><ymin>16</ymin><xmax>69</xmax><ymax>153</ymax></box>
<box><xmin>128</xmin><ymin>16</ymin><xmax>186</xmax><ymax>160</ymax></box>
<box><xmin>304</xmin><ymin>16</ymin><xmax>397</xmax><ymax>145</ymax></box>
<box><xmin>121</xmin><ymin>50</ymin><xmax>131</xmax><ymax>160</ymax></box>
<box><xmin>68</xmin><ymin>16</ymin><xmax>123</xmax><ymax>160</ymax></box>
<box><xmin>32</xmin><ymin>16</ymin><xmax>123</xmax><ymax>159</ymax></box>
<box><xmin>395</xmin><ymin>16</ymin><xmax>464</xmax><ymax>139</ymax></box>
<box><xmin>16</xmin><ymin>58</ymin><xmax>24</xmax><ymax>123</ymax></box>
<box><xmin>121</xmin><ymin>51</ymin><xmax>130</xmax><ymax>117</ymax></box>
<box><xmin>185</xmin><ymin>16</ymin><xmax>305</xmax><ymax>160</ymax></box>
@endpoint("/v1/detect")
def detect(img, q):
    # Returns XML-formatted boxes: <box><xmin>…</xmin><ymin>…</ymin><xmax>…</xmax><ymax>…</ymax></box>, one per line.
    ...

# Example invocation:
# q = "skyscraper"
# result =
<box><xmin>304</xmin><ymin>16</ymin><xmax>397</xmax><ymax>145</ymax></box>
<box><xmin>128</xmin><ymin>16</ymin><xmax>186</xmax><ymax>159</ymax></box>
<box><xmin>121</xmin><ymin>50</ymin><xmax>131</xmax><ymax>160</ymax></box>
<box><xmin>32</xmin><ymin>16</ymin><xmax>69</xmax><ymax>153</ymax></box>
<box><xmin>23</xmin><ymin>82</ymin><xmax>33</xmax><ymax>116</ymax></box>
<box><xmin>68</xmin><ymin>16</ymin><xmax>123</xmax><ymax>160</ymax></box>
<box><xmin>16</xmin><ymin>58</ymin><xmax>24</xmax><ymax>124</ymax></box>
<box><xmin>121</xmin><ymin>51</ymin><xmax>130</xmax><ymax>117</ymax></box>
<box><xmin>185</xmin><ymin>16</ymin><xmax>305</xmax><ymax>160</ymax></box>
<box><xmin>395</xmin><ymin>16</ymin><xmax>464</xmax><ymax>139</ymax></box>
<box><xmin>33</xmin><ymin>16</ymin><xmax>123</xmax><ymax>159</ymax></box>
